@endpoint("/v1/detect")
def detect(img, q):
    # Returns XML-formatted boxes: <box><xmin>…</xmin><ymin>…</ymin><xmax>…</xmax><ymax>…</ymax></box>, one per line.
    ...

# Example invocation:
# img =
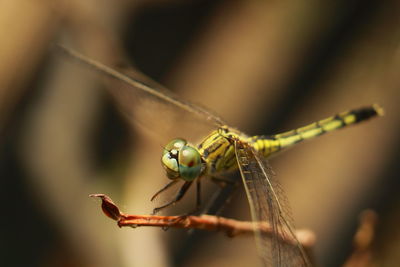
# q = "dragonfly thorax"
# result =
<box><xmin>161</xmin><ymin>138</ymin><xmax>203</xmax><ymax>181</ymax></box>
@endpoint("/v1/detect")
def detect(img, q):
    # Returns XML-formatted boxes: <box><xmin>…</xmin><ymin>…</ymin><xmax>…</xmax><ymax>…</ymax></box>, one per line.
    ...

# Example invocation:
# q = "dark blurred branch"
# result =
<box><xmin>90</xmin><ymin>194</ymin><xmax>316</xmax><ymax>249</ymax></box>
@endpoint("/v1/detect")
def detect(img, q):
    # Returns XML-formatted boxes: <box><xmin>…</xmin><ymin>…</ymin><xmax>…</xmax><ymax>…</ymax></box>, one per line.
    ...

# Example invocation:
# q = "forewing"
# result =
<box><xmin>234</xmin><ymin>140</ymin><xmax>310</xmax><ymax>267</ymax></box>
<box><xmin>59</xmin><ymin>45</ymin><xmax>225</xmax><ymax>143</ymax></box>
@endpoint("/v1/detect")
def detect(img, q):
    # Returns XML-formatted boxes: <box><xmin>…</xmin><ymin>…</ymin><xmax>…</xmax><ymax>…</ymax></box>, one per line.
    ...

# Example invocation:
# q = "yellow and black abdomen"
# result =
<box><xmin>250</xmin><ymin>104</ymin><xmax>383</xmax><ymax>158</ymax></box>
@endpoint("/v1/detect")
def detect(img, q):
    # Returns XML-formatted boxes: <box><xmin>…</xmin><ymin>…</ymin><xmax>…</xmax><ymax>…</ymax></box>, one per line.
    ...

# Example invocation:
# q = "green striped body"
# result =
<box><xmin>198</xmin><ymin>105</ymin><xmax>382</xmax><ymax>175</ymax></box>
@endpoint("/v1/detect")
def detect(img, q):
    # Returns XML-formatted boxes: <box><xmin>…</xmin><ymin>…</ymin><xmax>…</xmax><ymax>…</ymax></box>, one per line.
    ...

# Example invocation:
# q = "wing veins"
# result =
<box><xmin>234</xmin><ymin>140</ymin><xmax>310</xmax><ymax>266</ymax></box>
<box><xmin>57</xmin><ymin>45</ymin><xmax>225</xmax><ymax>128</ymax></box>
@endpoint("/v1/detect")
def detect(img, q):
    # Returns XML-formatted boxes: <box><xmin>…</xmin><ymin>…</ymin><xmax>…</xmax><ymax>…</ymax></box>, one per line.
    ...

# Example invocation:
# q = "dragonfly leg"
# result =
<box><xmin>172</xmin><ymin>179</ymin><xmax>203</xmax><ymax>217</ymax></box>
<box><xmin>202</xmin><ymin>176</ymin><xmax>240</xmax><ymax>216</ymax></box>
<box><xmin>150</xmin><ymin>179</ymin><xmax>179</xmax><ymax>201</ymax></box>
<box><xmin>196</xmin><ymin>178</ymin><xmax>202</xmax><ymax>212</ymax></box>
<box><xmin>152</xmin><ymin>181</ymin><xmax>192</xmax><ymax>214</ymax></box>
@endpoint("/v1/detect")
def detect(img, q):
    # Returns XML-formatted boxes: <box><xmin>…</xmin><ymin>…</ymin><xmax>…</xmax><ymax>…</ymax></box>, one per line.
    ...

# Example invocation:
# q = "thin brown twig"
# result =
<box><xmin>89</xmin><ymin>194</ymin><xmax>316</xmax><ymax>249</ymax></box>
<box><xmin>343</xmin><ymin>209</ymin><xmax>378</xmax><ymax>267</ymax></box>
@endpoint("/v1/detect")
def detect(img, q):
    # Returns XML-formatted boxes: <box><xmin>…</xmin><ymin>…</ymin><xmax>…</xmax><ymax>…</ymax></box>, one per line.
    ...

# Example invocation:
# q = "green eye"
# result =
<box><xmin>178</xmin><ymin>146</ymin><xmax>202</xmax><ymax>181</ymax></box>
<box><xmin>161</xmin><ymin>153</ymin><xmax>180</xmax><ymax>179</ymax></box>
<box><xmin>162</xmin><ymin>139</ymin><xmax>187</xmax><ymax>180</ymax></box>
<box><xmin>161</xmin><ymin>139</ymin><xmax>202</xmax><ymax>181</ymax></box>
<box><xmin>163</xmin><ymin>139</ymin><xmax>187</xmax><ymax>156</ymax></box>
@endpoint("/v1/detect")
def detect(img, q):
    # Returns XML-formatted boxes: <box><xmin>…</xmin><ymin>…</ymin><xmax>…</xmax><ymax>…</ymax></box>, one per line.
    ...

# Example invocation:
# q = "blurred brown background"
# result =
<box><xmin>1</xmin><ymin>0</ymin><xmax>399</xmax><ymax>266</ymax></box>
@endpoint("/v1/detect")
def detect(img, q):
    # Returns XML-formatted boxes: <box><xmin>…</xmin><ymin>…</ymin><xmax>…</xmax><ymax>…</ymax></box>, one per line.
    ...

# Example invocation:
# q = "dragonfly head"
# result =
<box><xmin>161</xmin><ymin>138</ymin><xmax>203</xmax><ymax>181</ymax></box>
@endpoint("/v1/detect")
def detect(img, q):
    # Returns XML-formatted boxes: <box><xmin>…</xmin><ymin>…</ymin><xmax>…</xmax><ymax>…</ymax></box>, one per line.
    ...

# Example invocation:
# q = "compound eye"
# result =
<box><xmin>178</xmin><ymin>146</ymin><xmax>202</xmax><ymax>181</ymax></box>
<box><xmin>161</xmin><ymin>153</ymin><xmax>180</xmax><ymax>179</ymax></box>
<box><xmin>163</xmin><ymin>138</ymin><xmax>187</xmax><ymax>156</ymax></box>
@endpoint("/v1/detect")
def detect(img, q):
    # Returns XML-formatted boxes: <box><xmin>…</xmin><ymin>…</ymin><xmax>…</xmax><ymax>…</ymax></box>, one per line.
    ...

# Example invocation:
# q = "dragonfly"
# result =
<box><xmin>59</xmin><ymin>45</ymin><xmax>382</xmax><ymax>266</ymax></box>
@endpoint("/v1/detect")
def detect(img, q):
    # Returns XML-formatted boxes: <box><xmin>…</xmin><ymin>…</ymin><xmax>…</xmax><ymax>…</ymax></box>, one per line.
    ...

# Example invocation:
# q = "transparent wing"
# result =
<box><xmin>234</xmin><ymin>140</ymin><xmax>310</xmax><ymax>267</ymax></box>
<box><xmin>58</xmin><ymin>45</ymin><xmax>226</xmax><ymax>142</ymax></box>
